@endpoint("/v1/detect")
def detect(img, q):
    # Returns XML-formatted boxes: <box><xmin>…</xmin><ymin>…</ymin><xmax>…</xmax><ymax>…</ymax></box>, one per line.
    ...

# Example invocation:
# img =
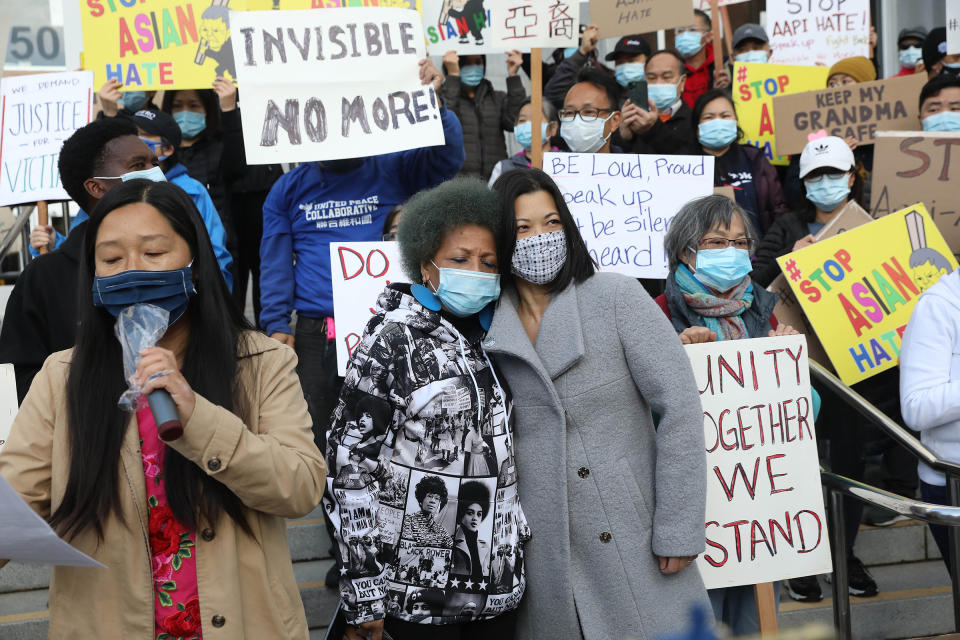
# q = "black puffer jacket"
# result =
<box><xmin>440</xmin><ymin>75</ymin><xmax>526</xmax><ymax>180</ymax></box>
<box><xmin>178</xmin><ymin>134</ymin><xmax>230</xmax><ymax>223</ymax></box>
<box><xmin>619</xmin><ymin>102</ymin><xmax>699</xmax><ymax>156</ymax></box>
<box><xmin>751</xmin><ymin>211</ymin><xmax>809</xmax><ymax>287</ymax></box>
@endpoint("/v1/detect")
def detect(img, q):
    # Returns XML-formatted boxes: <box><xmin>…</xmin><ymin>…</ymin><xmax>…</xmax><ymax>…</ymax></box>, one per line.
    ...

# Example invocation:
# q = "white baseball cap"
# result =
<box><xmin>798</xmin><ymin>136</ymin><xmax>855</xmax><ymax>178</ymax></box>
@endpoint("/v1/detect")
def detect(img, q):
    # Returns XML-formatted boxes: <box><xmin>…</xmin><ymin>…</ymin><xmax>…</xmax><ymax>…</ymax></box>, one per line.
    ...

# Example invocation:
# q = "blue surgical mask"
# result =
<box><xmin>805</xmin><ymin>173</ymin><xmax>851</xmax><ymax>212</ymax></box>
<box><xmin>514</xmin><ymin>121</ymin><xmax>548</xmax><ymax>151</ymax></box>
<box><xmin>94</xmin><ymin>165</ymin><xmax>168</xmax><ymax>183</ymax></box>
<box><xmin>173</xmin><ymin>110</ymin><xmax>206</xmax><ymax>138</ymax></box>
<box><xmin>734</xmin><ymin>50</ymin><xmax>768</xmax><ymax>64</ymax></box>
<box><xmin>561</xmin><ymin>114</ymin><xmax>613</xmax><ymax>153</ymax></box>
<box><xmin>899</xmin><ymin>46</ymin><xmax>922</xmax><ymax>69</ymax></box>
<box><xmin>122</xmin><ymin>91</ymin><xmax>148</xmax><ymax>112</ymax></box>
<box><xmin>615</xmin><ymin>62</ymin><xmax>646</xmax><ymax>87</ymax></box>
<box><xmin>698</xmin><ymin>119</ymin><xmax>738</xmax><ymax>149</ymax></box>
<box><xmin>675</xmin><ymin>31</ymin><xmax>704</xmax><ymax>58</ymax></box>
<box><xmin>648</xmin><ymin>83</ymin><xmax>678</xmax><ymax>110</ymax></box>
<box><xmin>429</xmin><ymin>262</ymin><xmax>500</xmax><ymax>317</ymax></box>
<box><xmin>459</xmin><ymin>65</ymin><xmax>484</xmax><ymax>87</ymax></box>
<box><xmin>92</xmin><ymin>265</ymin><xmax>197</xmax><ymax>324</ymax></box>
<box><xmin>693</xmin><ymin>247</ymin><xmax>752</xmax><ymax>292</ymax></box>
<box><xmin>923</xmin><ymin>111</ymin><xmax>960</xmax><ymax>132</ymax></box>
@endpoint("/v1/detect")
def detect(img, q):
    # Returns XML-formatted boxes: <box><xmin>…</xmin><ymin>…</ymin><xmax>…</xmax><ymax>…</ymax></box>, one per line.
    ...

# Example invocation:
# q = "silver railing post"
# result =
<box><xmin>828</xmin><ymin>488</ymin><xmax>851</xmax><ymax>640</ymax></box>
<box><xmin>948</xmin><ymin>473</ymin><xmax>960</xmax><ymax>630</ymax></box>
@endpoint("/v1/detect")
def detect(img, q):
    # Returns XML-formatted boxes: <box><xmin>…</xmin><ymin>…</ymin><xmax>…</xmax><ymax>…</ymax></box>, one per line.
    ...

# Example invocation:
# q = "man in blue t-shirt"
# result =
<box><xmin>260</xmin><ymin>58</ymin><xmax>464</xmax><ymax>450</ymax></box>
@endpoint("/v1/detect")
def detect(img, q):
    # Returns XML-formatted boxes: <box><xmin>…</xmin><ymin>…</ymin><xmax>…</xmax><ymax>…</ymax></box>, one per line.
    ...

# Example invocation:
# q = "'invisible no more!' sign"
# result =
<box><xmin>229</xmin><ymin>8</ymin><xmax>445</xmax><ymax>164</ymax></box>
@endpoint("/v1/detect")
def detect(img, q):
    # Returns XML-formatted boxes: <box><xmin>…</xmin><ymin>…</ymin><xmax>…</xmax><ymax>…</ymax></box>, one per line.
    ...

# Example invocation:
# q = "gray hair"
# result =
<box><xmin>664</xmin><ymin>195</ymin><xmax>758</xmax><ymax>272</ymax></box>
<box><xmin>909</xmin><ymin>247</ymin><xmax>952</xmax><ymax>271</ymax></box>
<box><xmin>515</xmin><ymin>98</ymin><xmax>558</xmax><ymax>128</ymax></box>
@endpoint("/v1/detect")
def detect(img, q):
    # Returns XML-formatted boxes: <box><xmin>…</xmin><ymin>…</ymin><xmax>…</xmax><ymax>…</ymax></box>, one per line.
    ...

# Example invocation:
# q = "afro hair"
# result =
<box><xmin>456</xmin><ymin>480</ymin><xmax>491</xmax><ymax>522</ymax></box>
<box><xmin>396</xmin><ymin>177</ymin><xmax>502</xmax><ymax>283</ymax></box>
<box><xmin>57</xmin><ymin>117</ymin><xmax>138</xmax><ymax>210</ymax></box>
<box><xmin>414</xmin><ymin>474</ymin><xmax>449</xmax><ymax>509</ymax></box>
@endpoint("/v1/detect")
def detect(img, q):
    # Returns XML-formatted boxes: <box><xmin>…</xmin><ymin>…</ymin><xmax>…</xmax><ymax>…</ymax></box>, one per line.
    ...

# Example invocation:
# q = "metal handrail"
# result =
<box><xmin>821</xmin><ymin>470</ymin><xmax>960</xmax><ymax>527</ymax></box>
<box><xmin>0</xmin><ymin>205</ymin><xmax>36</xmax><ymax>267</ymax></box>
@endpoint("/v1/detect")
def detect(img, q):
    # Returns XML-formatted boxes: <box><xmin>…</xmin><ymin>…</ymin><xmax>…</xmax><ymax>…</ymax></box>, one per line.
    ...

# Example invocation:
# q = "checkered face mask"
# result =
<box><xmin>511</xmin><ymin>229</ymin><xmax>568</xmax><ymax>285</ymax></box>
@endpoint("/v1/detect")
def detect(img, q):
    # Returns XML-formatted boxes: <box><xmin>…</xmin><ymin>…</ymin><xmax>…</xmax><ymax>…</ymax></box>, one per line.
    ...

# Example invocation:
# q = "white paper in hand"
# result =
<box><xmin>0</xmin><ymin>472</ymin><xmax>104</xmax><ymax>567</ymax></box>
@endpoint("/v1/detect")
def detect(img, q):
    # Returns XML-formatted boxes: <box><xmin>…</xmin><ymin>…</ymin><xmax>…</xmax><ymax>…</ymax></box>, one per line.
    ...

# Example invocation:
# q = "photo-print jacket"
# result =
<box><xmin>324</xmin><ymin>283</ymin><xmax>529</xmax><ymax>626</ymax></box>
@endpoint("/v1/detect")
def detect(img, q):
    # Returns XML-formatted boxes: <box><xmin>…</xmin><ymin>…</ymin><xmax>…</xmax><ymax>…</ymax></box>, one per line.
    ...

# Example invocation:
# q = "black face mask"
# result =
<box><xmin>318</xmin><ymin>158</ymin><xmax>364</xmax><ymax>173</ymax></box>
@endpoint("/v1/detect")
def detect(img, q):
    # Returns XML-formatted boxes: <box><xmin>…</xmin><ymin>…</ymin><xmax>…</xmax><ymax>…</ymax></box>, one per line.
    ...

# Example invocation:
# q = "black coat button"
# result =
<box><xmin>599</xmin><ymin>532</ymin><xmax>612</xmax><ymax>543</ymax></box>
<box><xmin>212</xmin><ymin>614</ymin><xmax>226</xmax><ymax>627</ymax></box>
<box><xmin>207</xmin><ymin>457</ymin><xmax>222</xmax><ymax>471</ymax></box>
<box><xmin>577</xmin><ymin>467</ymin><xmax>590</xmax><ymax>478</ymax></box>
<box><xmin>201</xmin><ymin>528</ymin><xmax>215</xmax><ymax>542</ymax></box>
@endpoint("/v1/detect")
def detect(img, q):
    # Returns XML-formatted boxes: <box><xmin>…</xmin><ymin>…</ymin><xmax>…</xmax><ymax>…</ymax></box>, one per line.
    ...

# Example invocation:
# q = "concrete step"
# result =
<box><xmin>855</xmin><ymin>519</ymin><xmax>942</xmax><ymax>567</ymax></box>
<box><xmin>780</xmin><ymin>560</ymin><xmax>955</xmax><ymax>639</ymax></box>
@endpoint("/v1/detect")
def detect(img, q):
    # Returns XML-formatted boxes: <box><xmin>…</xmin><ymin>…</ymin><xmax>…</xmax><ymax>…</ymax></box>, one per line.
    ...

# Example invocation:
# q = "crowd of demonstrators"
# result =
<box><xmin>440</xmin><ymin>50</ymin><xmax>527</xmax><ymax>181</ymax></box>
<box><xmin>488</xmin><ymin>99</ymin><xmax>560</xmax><ymax>185</ymax></box>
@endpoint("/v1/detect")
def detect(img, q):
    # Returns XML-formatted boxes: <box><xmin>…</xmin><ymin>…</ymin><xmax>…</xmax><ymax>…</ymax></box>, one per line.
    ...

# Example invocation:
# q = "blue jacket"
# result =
<box><xmin>258</xmin><ymin>106</ymin><xmax>464</xmax><ymax>336</ymax></box>
<box><xmin>35</xmin><ymin>164</ymin><xmax>234</xmax><ymax>290</ymax></box>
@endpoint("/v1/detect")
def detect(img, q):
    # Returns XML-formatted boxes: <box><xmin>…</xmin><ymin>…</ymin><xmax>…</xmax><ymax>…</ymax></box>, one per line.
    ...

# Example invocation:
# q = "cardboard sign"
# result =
<box><xmin>543</xmin><ymin>152</ymin><xmax>714</xmax><ymax>279</ymax></box>
<box><xmin>767</xmin><ymin>0</ymin><xmax>869</xmax><ymax>67</ymax></box>
<box><xmin>330</xmin><ymin>241</ymin><xmax>403</xmax><ymax>375</ymax></box>
<box><xmin>244</xmin><ymin>0</ymin><xmax>419</xmax><ymax>7</ymax></box>
<box><xmin>423</xmin><ymin>0</ymin><xmax>494</xmax><ymax>55</ymax></box>
<box><xmin>687</xmin><ymin>335</ymin><xmax>832</xmax><ymax>589</ymax></box>
<box><xmin>0</xmin><ymin>364</ymin><xmax>17</xmax><ymax>451</ymax></box>
<box><xmin>776</xmin><ymin>204</ymin><xmax>958</xmax><ymax>385</ymax></box>
<box><xmin>767</xmin><ymin>200</ymin><xmax>875</xmax><ymax>370</ymax></box>
<box><xmin>771</xmin><ymin>74</ymin><xmax>925</xmax><ymax>157</ymax></box>
<box><xmin>692</xmin><ymin>0</ymin><xmax>749</xmax><ymax>8</ymax></box>
<box><xmin>871</xmin><ymin>132</ymin><xmax>960</xmax><ymax>256</ymax></box>
<box><xmin>733</xmin><ymin>62</ymin><xmax>829</xmax><ymax>166</ymax></box>
<box><xmin>589</xmin><ymin>0</ymin><xmax>693</xmax><ymax>41</ymax></box>
<box><xmin>949</xmin><ymin>0</ymin><xmax>960</xmax><ymax>55</ymax></box>
<box><xmin>487</xmin><ymin>0</ymin><xmax>579</xmax><ymax>49</ymax></box>
<box><xmin>0</xmin><ymin>71</ymin><xmax>93</xmax><ymax>206</ymax></box>
<box><xmin>229</xmin><ymin>8</ymin><xmax>445</xmax><ymax>164</ymax></box>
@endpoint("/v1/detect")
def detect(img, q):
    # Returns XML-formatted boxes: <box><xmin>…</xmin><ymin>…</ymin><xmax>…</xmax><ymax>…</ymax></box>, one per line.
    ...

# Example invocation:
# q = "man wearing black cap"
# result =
<box><xmin>129</xmin><ymin>109</ymin><xmax>234</xmax><ymax>289</ymax></box>
<box><xmin>731</xmin><ymin>23</ymin><xmax>770</xmax><ymax>64</ymax></box>
<box><xmin>607</xmin><ymin>35</ymin><xmax>652</xmax><ymax>89</ymax></box>
<box><xmin>892</xmin><ymin>27</ymin><xmax>927</xmax><ymax>77</ymax></box>
<box><xmin>923</xmin><ymin>27</ymin><xmax>960</xmax><ymax>79</ymax></box>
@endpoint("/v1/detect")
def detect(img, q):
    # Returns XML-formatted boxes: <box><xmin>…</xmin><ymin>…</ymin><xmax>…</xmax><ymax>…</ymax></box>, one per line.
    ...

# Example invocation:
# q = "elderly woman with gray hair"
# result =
<box><xmin>655</xmin><ymin>194</ymin><xmax>797</xmax><ymax>635</ymax></box>
<box><xmin>325</xmin><ymin>178</ymin><xmax>528</xmax><ymax>640</ymax></box>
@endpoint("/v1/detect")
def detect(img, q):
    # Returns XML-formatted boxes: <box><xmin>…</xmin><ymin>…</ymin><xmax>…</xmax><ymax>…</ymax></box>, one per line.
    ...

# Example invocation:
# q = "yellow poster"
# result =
<box><xmin>733</xmin><ymin>62</ymin><xmax>828</xmax><ymax>166</ymax></box>
<box><xmin>81</xmin><ymin>0</ymin><xmax>420</xmax><ymax>91</ymax></box>
<box><xmin>776</xmin><ymin>204</ymin><xmax>958</xmax><ymax>385</ymax></box>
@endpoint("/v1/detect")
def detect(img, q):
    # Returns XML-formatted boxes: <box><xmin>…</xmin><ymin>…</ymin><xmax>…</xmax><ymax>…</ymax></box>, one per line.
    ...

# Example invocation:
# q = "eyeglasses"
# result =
<box><xmin>803</xmin><ymin>171</ymin><xmax>848</xmax><ymax>184</ymax></box>
<box><xmin>558</xmin><ymin>108</ymin><xmax>615</xmax><ymax>122</ymax></box>
<box><xmin>698</xmin><ymin>237</ymin><xmax>755</xmax><ymax>251</ymax></box>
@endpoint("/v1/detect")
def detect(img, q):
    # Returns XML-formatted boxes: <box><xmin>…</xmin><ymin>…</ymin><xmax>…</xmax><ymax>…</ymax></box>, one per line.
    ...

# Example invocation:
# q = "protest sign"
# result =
<box><xmin>871</xmin><ymin>132</ymin><xmax>960</xmax><ymax>256</ymax></box>
<box><xmin>733</xmin><ymin>62</ymin><xmax>829</xmax><ymax>166</ymax></box>
<box><xmin>949</xmin><ymin>0</ymin><xmax>960</xmax><ymax>55</ymax></box>
<box><xmin>776</xmin><ymin>204</ymin><xmax>958</xmax><ymax>385</ymax></box>
<box><xmin>81</xmin><ymin>0</ymin><xmax>243</xmax><ymax>90</ymax></box>
<box><xmin>589</xmin><ymin>0</ymin><xmax>693</xmax><ymax>41</ymax></box>
<box><xmin>693</xmin><ymin>0</ymin><xmax>749</xmax><ymax>8</ymax></box>
<box><xmin>243</xmin><ymin>0</ymin><xmax>419</xmax><ymax>7</ymax></box>
<box><xmin>687</xmin><ymin>335</ymin><xmax>831</xmax><ymax>589</ymax></box>
<box><xmin>0</xmin><ymin>70</ymin><xmax>93</xmax><ymax>206</ymax></box>
<box><xmin>229</xmin><ymin>8</ymin><xmax>445</xmax><ymax>164</ymax></box>
<box><xmin>767</xmin><ymin>0</ymin><xmax>869</xmax><ymax>67</ymax></box>
<box><xmin>423</xmin><ymin>0</ymin><xmax>494</xmax><ymax>55</ymax></box>
<box><xmin>330</xmin><ymin>241</ymin><xmax>403</xmax><ymax>375</ymax></box>
<box><xmin>487</xmin><ymin>0</ymin><xmax>579</xmax><ymax>49</ymax></box>
<box><xmin>543</xmin><ymin>152</ymin><xmax>713</xmax><ymax>279</ymax></box>
<box><xmin>772</xmin><ymin>73</ymin><xmax>925</xmax><ymax>157</ymax></box>
<box><xmin>767</xmin><ymin>200</ymin><xmax>874</xmax><ymax>370</ymax></box>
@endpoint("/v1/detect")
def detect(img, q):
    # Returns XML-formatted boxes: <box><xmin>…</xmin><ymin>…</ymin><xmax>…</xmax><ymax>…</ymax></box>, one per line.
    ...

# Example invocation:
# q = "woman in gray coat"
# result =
<box><xmin>488</xmin><ymin>168</ymin><xmax>711</xmax><ymax>640</ymax></box>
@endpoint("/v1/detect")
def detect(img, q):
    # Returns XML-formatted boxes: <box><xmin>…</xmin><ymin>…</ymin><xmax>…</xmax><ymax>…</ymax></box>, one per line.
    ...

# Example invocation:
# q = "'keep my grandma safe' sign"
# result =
<box><xmin>229</xmin><ymin>8</ymin><xmax>445</xmax><ymax>164</ymax></box>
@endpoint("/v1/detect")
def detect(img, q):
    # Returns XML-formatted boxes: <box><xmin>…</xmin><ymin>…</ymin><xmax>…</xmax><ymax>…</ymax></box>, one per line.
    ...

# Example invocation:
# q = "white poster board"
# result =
<box><xmin>330</xmin><ymin>241</ymin><xmax>404</xmax><ymax>376</ymax></box>
<box><xmin>229</xmin><ymin>8</ymin><xmax>445</xmax><ymax>165</ymax></box>
<box><xmin>686</xmin><ymin>335</ymin><xmax>832</xmax><ymax>589</ymax></box>
<box><xmin>767</xmin><ymin>0</ymin><xmax>870</xmax><ymax>67</ymax></box>
<box><xmin>0</xmin><ymin>364</ymin><xmax>17</xmax><ymax>451</ymax></box>
<box><xmin>487</xmin><ymin>0</ymin><xmax>579</xmax><ymax>49</ymax></box>
<box><xmin>949</xmin><ymin>0</ymin><xmax>960</xmax><ymax>55</ymax></box>
<box><xmin>543</xmin><ymin>152</ymin><xmax>713</xmax><ymax>279</ymax></box>
<box><xmin>0</xmin><ymin>70</ymin><xmax>93</xmax><ymax>206</ymax></box>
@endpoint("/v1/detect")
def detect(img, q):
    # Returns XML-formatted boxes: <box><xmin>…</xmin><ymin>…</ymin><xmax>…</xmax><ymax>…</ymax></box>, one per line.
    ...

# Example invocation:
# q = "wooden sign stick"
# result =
<box><xmin>36</xmin><ymin>201</ymin><xmax>49</xmax><ymax>255</ymax></box>
<box><xmin>720</xmin><ymin>5</ymin><xmax>735</xmax><ymax>61</ymax></box>
<box><xmin>709</xmin><ymin>0</ymin><xmax>723</xmax><ymax>75</ymax></box>
<box><xmin>754</xmin><ymin>581</ymin><xmax>779</xmax><ymax>635</ymax></box>
<box><xmin>530</xmin><ymin>48</ymin><xmax>544</xmax><ymax>170</ymax></box>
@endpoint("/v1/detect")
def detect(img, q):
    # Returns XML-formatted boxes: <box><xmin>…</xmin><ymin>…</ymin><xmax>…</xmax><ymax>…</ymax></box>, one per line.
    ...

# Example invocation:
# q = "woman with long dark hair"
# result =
<box><xmin>0</xmin><ymin>180</ymin><xmax>326</xmax><ymax>638</ymax></box>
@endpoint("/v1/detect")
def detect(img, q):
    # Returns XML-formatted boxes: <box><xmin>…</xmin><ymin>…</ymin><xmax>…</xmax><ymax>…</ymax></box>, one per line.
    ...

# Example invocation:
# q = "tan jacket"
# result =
<box><xmin>0</xmin><ymin>331</ymin><xmax>327</xmax><ymax>639</ymax></box>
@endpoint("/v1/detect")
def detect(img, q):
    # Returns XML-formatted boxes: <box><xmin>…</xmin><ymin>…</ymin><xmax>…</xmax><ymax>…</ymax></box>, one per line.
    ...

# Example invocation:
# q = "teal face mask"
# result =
<box><xmin>899</xmin><ymin>46</ymin><xmax>922</xmax><ymax>69</ymax></box>
<box><xmin>173</xmin><ymin>110</ymin><xmax>206</xmax><ymax>138</ymax></box>
<box><xmin>122</xmin><ymin>91</ymin><xmax>148</xmax><ymax>111</ymax></box>
<box><xmin>675</xmin><ymin>31</ymin><xmax>704</xmax><ymax>58</ymax></box>
<box><xmin>648</xmin><ymin>83</ymin><xmax>678</xmax><ymax>110</ymax></box>
<box><xmin>922</xmin><ymin>111</ymin><xmax>960</xmax><ymax>132</ymax></box>
<box><xmin>615</xmin><ymin>62</ymin><xmax>646</xmax><ymax>87</ymax></box>
<box><xmin>430</xmin><ymin>262</ymin><xmax>500</xmax><ymax>317</ymax></box>
<box><xmin>734</xmin><ymin>50</ymin><xmax>769</xmax><ymax>64</ymax></box>
<box><xmin>514</xmin><ymin>121</ymin><xmax>548</xmax><ymax>151</ymax></box>
<box><xmin>698</xmin><ymin>119</ymin><xmax>738</xmax><ymax>149</ymax></box>
<box><xmin>693</xmin><ymin>247</ymin><xmax>752</xmax><ymax>292</ymax></box>
<box><xmin>459</xmin><ymin>65</ymin><xmax>484</xmax><ymax>87</ymax></box>
<box><xmin>805</xmin><ymin>173</ymin><xmax>850</xmax><ymax>212</ymax></box>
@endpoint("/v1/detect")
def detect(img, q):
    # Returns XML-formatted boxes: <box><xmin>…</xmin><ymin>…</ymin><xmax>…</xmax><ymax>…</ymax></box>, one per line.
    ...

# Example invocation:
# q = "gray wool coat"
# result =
<box><xmin>483</xmin><ymin>272</ymin><xmax>711</xmax><ymax>640</ymax></box>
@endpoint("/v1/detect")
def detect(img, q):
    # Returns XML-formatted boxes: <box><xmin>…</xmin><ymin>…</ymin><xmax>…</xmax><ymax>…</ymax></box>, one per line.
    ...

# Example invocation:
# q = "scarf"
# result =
<box><xmin>674</xmin><ymin>263</ymin><xmax>754</xmax><ymax>341</ymax></box>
